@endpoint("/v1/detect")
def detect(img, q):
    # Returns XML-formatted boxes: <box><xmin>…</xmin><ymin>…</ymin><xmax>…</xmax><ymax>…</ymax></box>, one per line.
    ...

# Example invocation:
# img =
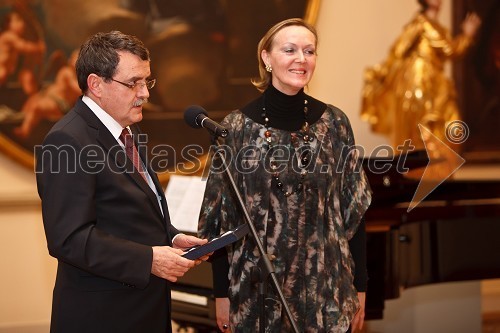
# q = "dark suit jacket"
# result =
<box><xmin>36</xmin><ymin>98</ymin><xmax>179</xmax><ymax>333</ymax></box>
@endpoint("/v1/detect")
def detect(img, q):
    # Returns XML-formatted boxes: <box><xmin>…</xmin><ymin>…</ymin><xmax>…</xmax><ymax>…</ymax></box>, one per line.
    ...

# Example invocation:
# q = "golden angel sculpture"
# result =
<box><xmin>361</xmin><ymin>0</ymin><xmax>481</xmax><ymax>175</ymax></box>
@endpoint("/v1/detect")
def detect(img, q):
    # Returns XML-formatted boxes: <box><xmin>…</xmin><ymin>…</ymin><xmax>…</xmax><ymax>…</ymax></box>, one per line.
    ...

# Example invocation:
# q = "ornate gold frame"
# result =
<box><xmin>0</xmin><ymin>1</ymin><xmax>321</xmax><ymax>178</ymax></box>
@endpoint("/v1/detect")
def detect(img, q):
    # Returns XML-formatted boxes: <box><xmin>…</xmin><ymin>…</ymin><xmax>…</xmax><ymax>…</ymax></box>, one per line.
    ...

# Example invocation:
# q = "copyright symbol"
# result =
<box><xmin>446</xmin><ymin>120</ymin><xmax>469</xmax><ymax>144</ymax></box>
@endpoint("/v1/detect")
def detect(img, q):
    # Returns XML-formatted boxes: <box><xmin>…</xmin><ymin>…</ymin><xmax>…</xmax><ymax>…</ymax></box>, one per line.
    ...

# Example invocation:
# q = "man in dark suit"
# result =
<box><xmin>36</xmin><ymin>31</ymin><xmax>208</xmax><ymax>333</ymax></box>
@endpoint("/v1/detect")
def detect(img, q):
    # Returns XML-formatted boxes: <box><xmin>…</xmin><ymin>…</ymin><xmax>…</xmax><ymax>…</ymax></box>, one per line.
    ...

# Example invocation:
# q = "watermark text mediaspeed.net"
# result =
<box><xmin>35</xmin><ymin>121</ymin><xmax>468</xmax><ymax>211</ymax></box>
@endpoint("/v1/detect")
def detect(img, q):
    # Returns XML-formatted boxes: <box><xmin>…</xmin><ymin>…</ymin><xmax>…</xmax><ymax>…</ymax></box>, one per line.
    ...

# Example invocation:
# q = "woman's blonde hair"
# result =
<box><xmin>251</xmin><ymin>18</ymin><xmax>318</xmax><ymax>92</ymax></box>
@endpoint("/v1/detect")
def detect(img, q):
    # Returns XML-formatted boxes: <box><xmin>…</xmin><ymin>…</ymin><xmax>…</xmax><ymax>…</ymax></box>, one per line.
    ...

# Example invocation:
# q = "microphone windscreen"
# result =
<box><xmin>184</xmin><ymin>105</ymin><xmax>208</xmax><ymax>128</ymax></box>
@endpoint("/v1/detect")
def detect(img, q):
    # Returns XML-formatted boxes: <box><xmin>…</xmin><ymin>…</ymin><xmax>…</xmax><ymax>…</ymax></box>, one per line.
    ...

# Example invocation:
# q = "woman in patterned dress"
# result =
<box><xmin>198</xmin><ymin>18</ymin><xmax>372</xmax><ymax>333</ymax></box>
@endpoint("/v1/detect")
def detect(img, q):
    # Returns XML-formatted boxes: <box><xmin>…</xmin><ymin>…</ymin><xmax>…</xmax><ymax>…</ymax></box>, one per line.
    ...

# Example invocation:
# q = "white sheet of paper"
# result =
<box><xmin>171</xmin><ymin>290</ymin><xmax>208</xmax><ymax>306</ymax></box>
<box><xmin>164</xmin><ymin>175</ymin><xmax>207</xmax><ymax>233</ymax></box>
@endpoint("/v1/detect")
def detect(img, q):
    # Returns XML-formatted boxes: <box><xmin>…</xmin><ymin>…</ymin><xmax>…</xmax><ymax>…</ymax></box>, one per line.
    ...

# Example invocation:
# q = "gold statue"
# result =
<box><xmin>361</xmin><ymin>0</ymin><xmax>481</xmax><ymax>159</ymax></box>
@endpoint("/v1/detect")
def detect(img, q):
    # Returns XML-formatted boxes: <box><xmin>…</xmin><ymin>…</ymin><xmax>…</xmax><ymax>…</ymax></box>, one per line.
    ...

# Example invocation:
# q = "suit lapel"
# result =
<box><xmin>74</xmin><ymin>101</ymin><xmax>165</xmax><ymax>222</ymax></box>
<box><xmin>130</xmin><ymin>124</ymin><xmax>171</xmax><ymax>229</ymax></box>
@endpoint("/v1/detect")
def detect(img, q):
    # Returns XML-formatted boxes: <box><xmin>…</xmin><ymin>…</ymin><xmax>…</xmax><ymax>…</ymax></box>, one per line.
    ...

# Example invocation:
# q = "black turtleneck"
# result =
<box><xmin>241</xmin><ymin>85</ymin><xmax>327</xmax><ymax>131</ymax></box>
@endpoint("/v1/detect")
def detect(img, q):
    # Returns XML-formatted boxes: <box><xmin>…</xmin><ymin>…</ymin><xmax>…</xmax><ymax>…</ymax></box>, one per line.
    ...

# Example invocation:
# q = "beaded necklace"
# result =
<box><xmin>262</xmin><ymin>98</ymin><xmax>315</xmax><ymax>197</ymax></box>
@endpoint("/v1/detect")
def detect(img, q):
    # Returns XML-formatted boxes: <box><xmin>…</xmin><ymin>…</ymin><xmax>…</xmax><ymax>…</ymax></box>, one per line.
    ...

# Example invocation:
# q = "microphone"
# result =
<box><xmin>184</xmin><ymin>105</ymin><xmax>228</xmax><ymax>138</ymax></box>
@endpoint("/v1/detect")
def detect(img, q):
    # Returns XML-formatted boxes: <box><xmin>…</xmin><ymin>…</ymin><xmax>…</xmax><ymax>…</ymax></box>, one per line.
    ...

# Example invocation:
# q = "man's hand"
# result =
<box><xmin>151</xmin><ymin>246</ymin><xmax>196</xmax><ymax>282</ymax></box>
<box><xmin>172</xmin><ymin>233</ymin><xmax>208</xmax><ymax>249</ymax></box>
<box><xmin>173</xmin><ymin>233</ymin><xmax>211</xmax><ymax>261</ymax></box>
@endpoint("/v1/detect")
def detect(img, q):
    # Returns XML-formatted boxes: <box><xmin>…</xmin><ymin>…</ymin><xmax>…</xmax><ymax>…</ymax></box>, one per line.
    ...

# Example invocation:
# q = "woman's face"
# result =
<box><xmin>261</xmin><ymin>25</ymin><xmax>317</xmax><ymax>95</ymax></box>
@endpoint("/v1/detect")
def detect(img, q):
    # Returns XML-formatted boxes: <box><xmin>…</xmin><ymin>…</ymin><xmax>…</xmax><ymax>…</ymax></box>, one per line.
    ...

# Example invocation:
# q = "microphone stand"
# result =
<box><xmin>211</xmin><ymin>136</ymin><xmax>300</xmax><ymax>333</ymax></box>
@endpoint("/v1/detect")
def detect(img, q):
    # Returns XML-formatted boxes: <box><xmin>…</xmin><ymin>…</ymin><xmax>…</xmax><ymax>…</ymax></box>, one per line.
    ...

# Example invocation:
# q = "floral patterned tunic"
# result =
<box><xmin>198</xmin><ymin>104</ymin><xmax>372</xmax><ymax>333</ymax></box>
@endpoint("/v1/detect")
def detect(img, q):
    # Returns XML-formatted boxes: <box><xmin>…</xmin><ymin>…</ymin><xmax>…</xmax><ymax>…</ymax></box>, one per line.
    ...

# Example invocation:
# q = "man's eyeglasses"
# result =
<box><xmin>110</xmin><ymin>78</ymin><xmax>156</xmax><ymax>90</ymax></box>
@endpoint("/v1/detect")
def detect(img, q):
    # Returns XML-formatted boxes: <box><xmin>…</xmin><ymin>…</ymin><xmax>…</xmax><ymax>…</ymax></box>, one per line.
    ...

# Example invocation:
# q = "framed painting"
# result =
<box><xmin>452</xmin><ymin>0</ymin><xmax>500</xmax><ymax>162</ymax></box>
<box><xmin>0</xmin><ymin>0</ymin><xmax>320</xmax><ymax>181</ymax></box>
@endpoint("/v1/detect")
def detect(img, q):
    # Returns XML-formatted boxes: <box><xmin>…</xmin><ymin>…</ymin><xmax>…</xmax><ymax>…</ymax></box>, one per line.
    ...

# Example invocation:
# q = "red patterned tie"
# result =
<box><xmin>119</xmin><ymin>128</ymin><xmax>147</xmax><ymax>182</ymax></box>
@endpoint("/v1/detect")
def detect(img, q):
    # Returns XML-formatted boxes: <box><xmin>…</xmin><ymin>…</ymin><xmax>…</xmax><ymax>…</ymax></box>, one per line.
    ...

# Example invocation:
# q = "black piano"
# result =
<box><xmin>171</xmin><ymin>150</ymin><xmax>500</xmax><ymax>330</ymax></box>
<box><xmin>363</xmin><ymin>150</ymin><xmax>500</xmax><ymax>319</ymax></box>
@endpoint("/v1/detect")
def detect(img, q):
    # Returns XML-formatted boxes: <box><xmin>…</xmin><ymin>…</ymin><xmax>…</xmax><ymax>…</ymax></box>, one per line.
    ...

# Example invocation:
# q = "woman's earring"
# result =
<box><xmin>265</xmin><ymin>64</ymin><xmax>272</xmax><ymax>72</ymax></box>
